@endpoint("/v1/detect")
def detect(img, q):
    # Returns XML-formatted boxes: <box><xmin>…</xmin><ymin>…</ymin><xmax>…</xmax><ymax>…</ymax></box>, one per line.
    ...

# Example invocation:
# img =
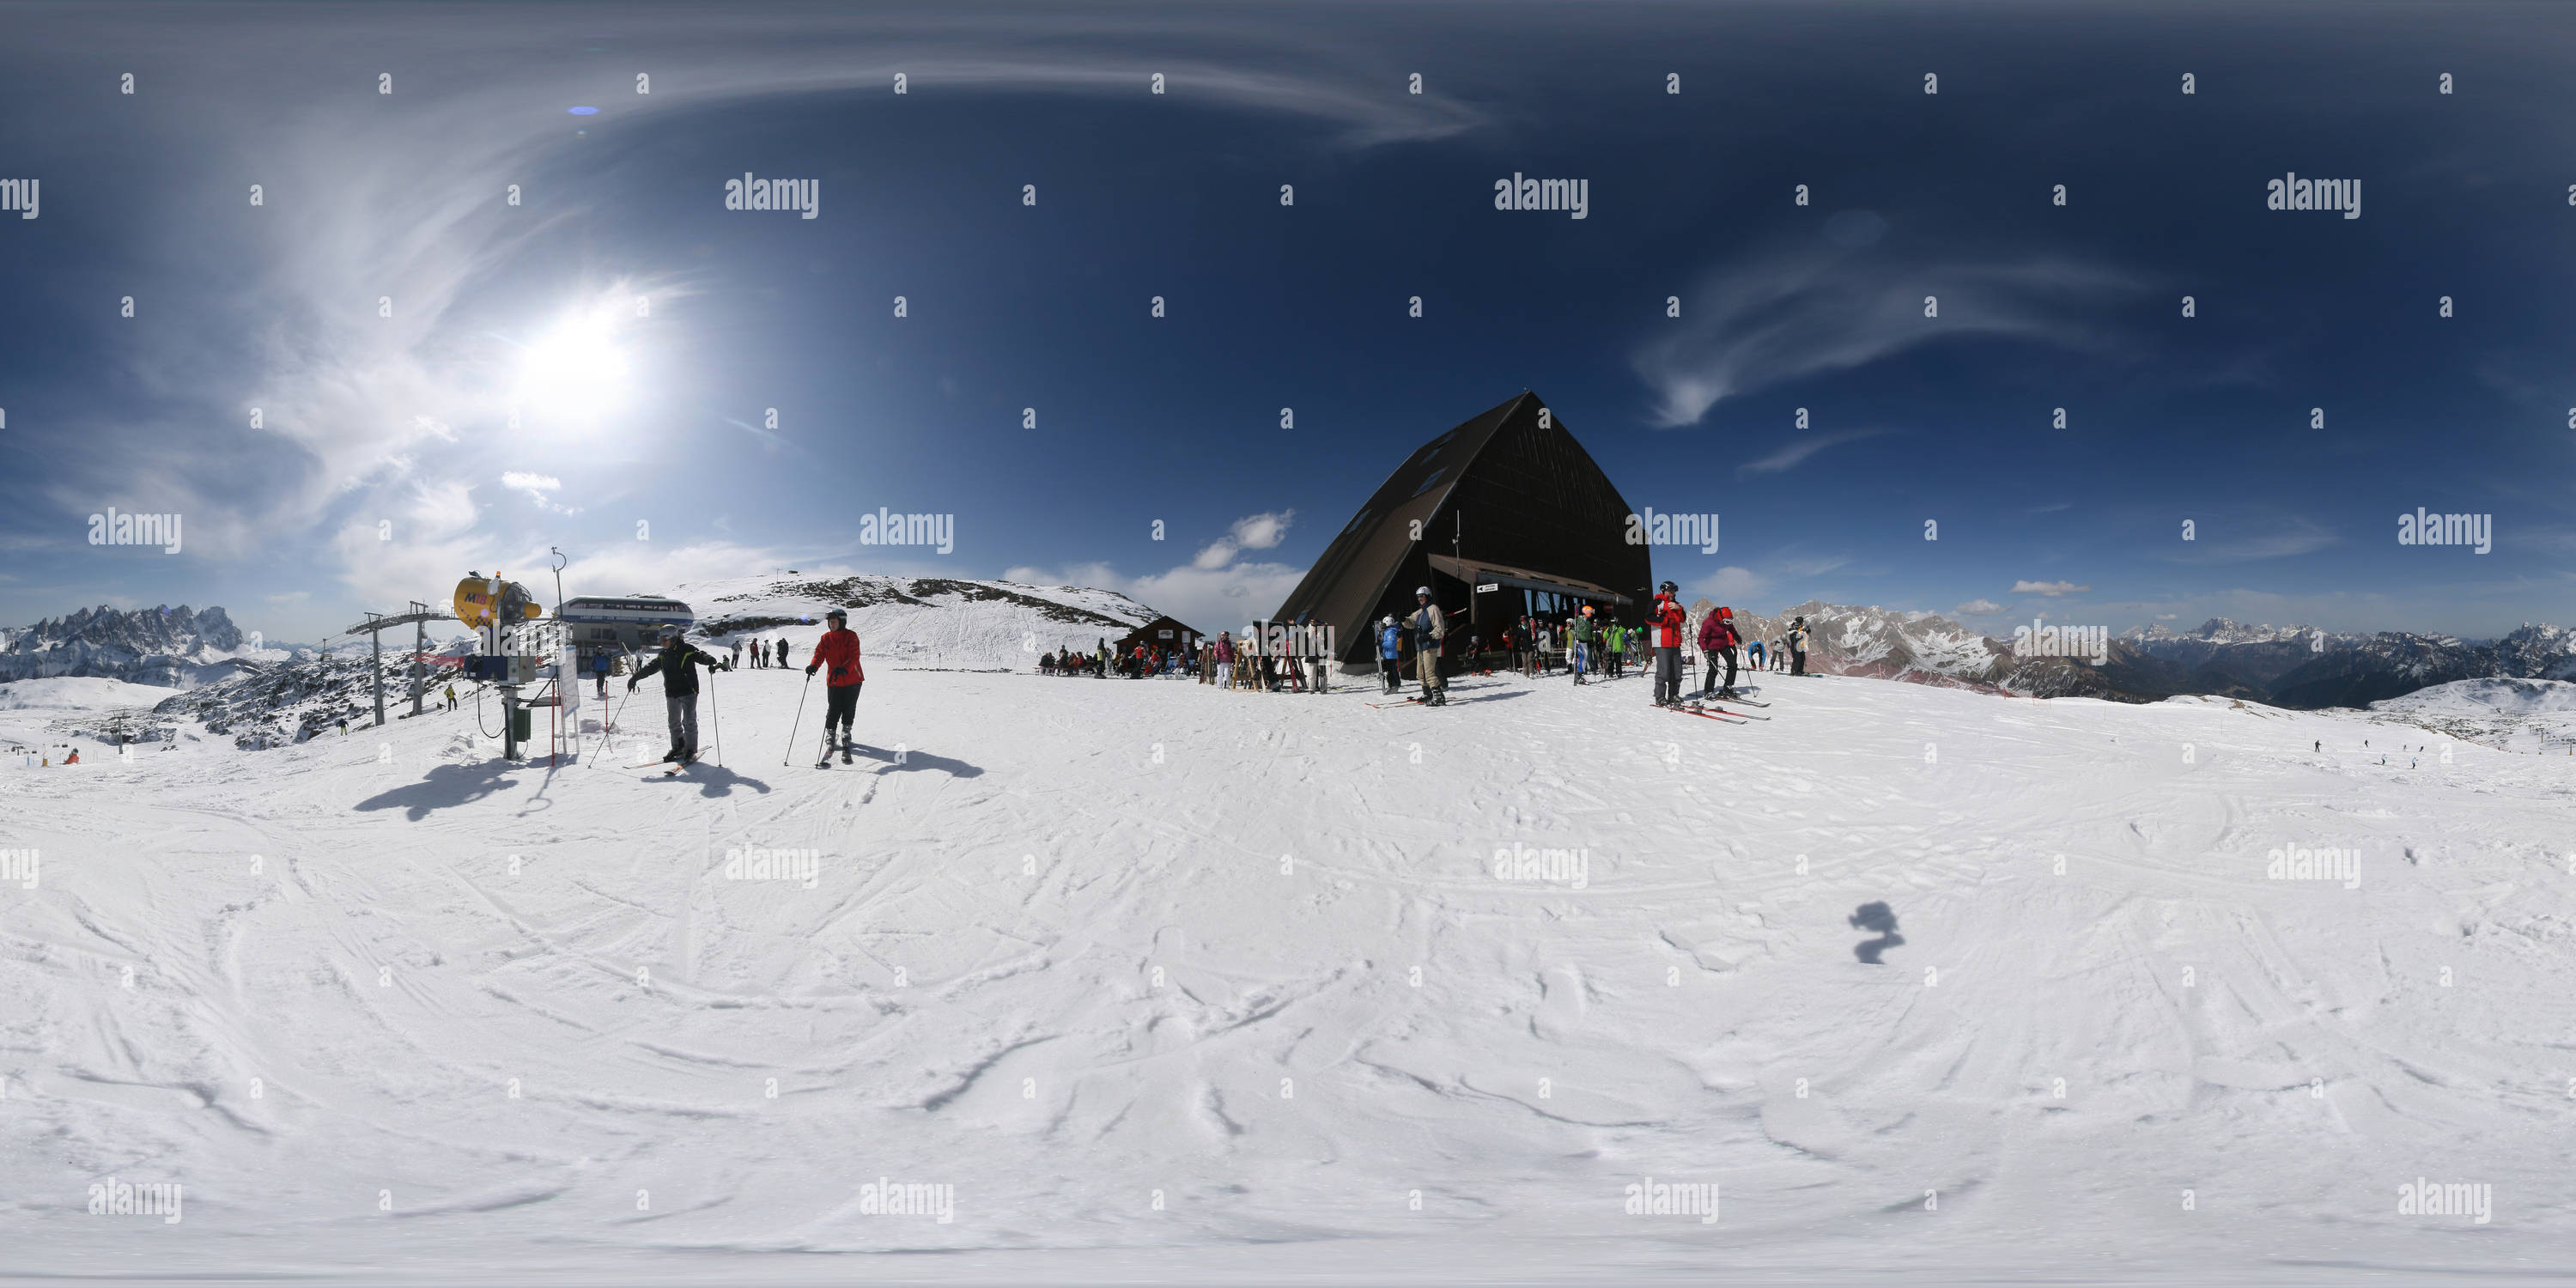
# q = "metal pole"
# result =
<box><xmin>411</xmin><ymin>611</ymin><xmax>426</xmax><ymax>718</ymax></box>
<box><xmin>370</xmin><ymin>620</ymin><xmax>386</xmax><ymax>727</ymax></box>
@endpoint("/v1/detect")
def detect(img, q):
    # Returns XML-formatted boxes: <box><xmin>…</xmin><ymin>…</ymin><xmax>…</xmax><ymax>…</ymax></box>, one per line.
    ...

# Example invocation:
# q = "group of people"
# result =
<box><xmin>1039</xmin><ymin>630</ymin><xmax>1340</xmax><ymax>693</ymax></box>
<box><xmin>733</xmin><ymin>637</ymin><xmax>797</xmax><ymax>670</ymax></box>
<box><xmin>1209</xmin><ymin>628</ymin><xmax>1334</xmax><ymax>693</ymax></box>
<box><xmin>1036</xmin><ymin>638</ymin><xmax>1195</xmax><ymax>679</ymax></box>
<box><xmin>620</xmin><ymin>612</ymin><xmax>864</xmax><ymax>769</ymax></box>
<box><xmin>1692</xmin><ymin>609</ymin><xmax>1812</xmax><ymax>695</ymax></box>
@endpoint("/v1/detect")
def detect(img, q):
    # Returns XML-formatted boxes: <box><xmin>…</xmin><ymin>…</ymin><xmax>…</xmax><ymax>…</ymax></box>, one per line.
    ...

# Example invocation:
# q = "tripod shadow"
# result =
<box><xmin>355</xmin><ymin>760</ymin><xmax>521</xmax><ymax>822</ymax></box>
<box><xmin>1850</xmin><ymin>902</ymin><xmax>1905</xmax><ymax>964</ymax></box>
<box><xmin>848</xmin><ymin>744</ymin><xmax>983</xmax><ymax>778</ymax></box>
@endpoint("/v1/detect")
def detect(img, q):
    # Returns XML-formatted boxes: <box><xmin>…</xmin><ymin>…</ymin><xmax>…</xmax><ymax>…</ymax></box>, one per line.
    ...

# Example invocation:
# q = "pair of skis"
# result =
<box><xmin>629</xmin><ymin>754</ymin><xmax>696</xmax><ymax>776</ymax></box>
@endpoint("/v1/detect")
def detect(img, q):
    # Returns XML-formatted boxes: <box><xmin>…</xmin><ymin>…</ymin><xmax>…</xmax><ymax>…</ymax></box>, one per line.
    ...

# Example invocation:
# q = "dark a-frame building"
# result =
<box><xmin>1273</xmin><ymin>392</ymin><xmax>1650</xmax><ymax>666</ymax></box>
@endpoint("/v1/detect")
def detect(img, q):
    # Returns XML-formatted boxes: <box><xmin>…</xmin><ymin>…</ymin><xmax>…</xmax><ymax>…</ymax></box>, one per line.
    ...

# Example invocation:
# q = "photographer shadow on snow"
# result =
<box><xmin>1850</xmin><ymin>902</ymin><xmax>1905</xmax><ymax>964</ymax></box>
<box><xmin>355</xmin><ymin>760</ymin><xmax>522</xmax><ymax>822</ymax></box>
<box><xmin>848</xmin><ymin>744</ymin><xmax>982</xmax><ymax>778</ymax></box>
<box><xmin>658</xmin><ymin>761</ymin><xmax>771</xmax><ymax>798</ymax></box>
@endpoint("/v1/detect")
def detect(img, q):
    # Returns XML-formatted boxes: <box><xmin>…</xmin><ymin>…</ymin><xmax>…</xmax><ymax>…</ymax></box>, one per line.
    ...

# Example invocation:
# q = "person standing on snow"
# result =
<box><xmin>631</xmin><ymin>624</ymin><xmax>729</xmax><ymax>764</ymax></box>
<box><xmin>1378</xmin><ymin>615</ymin><xmax>1403</xmax><ymax>694</ymax></box>
<box><xmin>1698</xmin><ymin>605</ymin><xmax>1741</xmax><ymax>698</ymax></box>
<box><xmin>1406</xmin><ymin>587</ymin><xmax>1448</xmax><ymax>705</ymax></box>
<box><xmin>1569</xmin><ymin>606</ymin><xmax>1594</xmax><ymax>685</ymax></box>
<box><xmin>805</xmin><ymin>607</ymin><xmax>865</xmax><ymax>764</ymax></box>
<box><xmin>1747</xmin><ymin>637</ymin><xmax>1765</xmax><ymax>673</ymax></box>
<box><xmin>1788</xmin><ymin>616</ymin><xmax>1811</xmax><ymax>677</ymax></box>
<box><xmin>1213</xmin><ymin>631</ymin><xmax>1236</xmax><ymax>690</ymax></box>
<box><xmin>1649</xmin><ymin>582</ymin><xmax>1688</xmax><ymax>706</ymax></box>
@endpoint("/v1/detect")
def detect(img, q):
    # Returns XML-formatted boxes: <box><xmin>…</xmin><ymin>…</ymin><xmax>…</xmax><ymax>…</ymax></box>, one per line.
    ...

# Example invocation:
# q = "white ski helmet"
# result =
<box><xmin>1415</xmin><ymin>586</ymin><xmax>1431</xmax><ymax>597</ymax></box>
<box><xmin>1382</xmin><ymin>616</ymin><xmax>1395</xmax><ymax>626</ymax></box>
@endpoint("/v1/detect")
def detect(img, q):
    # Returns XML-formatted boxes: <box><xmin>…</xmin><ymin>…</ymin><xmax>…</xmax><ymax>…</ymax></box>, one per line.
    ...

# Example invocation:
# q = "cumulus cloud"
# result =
<box><xmin>1191</xmin><ymin>510</ymin><xmax>1295</xmax><ymax>570</ymax></box>
<box><xmin>1014</xmin><ymin>511</ymin><xmax>1309</xmax><ymax>635</ymax></box>
<box><xmin>1686</xmin><ymin>566</ymin><xmax>1766</xmax><ymax>601</ymax></box>
<box><xmin>2011</xmin><ymin>580</ymin><xmax>2089</xmax><ymax>596</ymax></box>
<box><xmin>1953</xmin><ymin>598</ymin><xmax>2003</xmax><ymax>615</ymax></box>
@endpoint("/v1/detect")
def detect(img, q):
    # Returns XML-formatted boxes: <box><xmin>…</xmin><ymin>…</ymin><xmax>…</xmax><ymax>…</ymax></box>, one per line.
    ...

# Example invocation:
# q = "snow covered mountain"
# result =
<box><xmin>0</xmin><ymin>604</ymin><xmax>271</xmax><ymax>688</ymax></box>
<box><xmin>677</xmin><ymin>573</ymin><xmax>1161</xmax><ymax>670</ymax></box>
<box><xmin>151</xmin><ymin>654</ymin><xmax>411</xmax><ymax>749</ymax></box>
<box><xmin>2118</xmin><ymin>618</ymin><xmax>2576</xmax><ymax>709</ymax></box>
<box><xmin>1718</xmin><ymin>601</ymin><xmax>2135</xmax><ymax>698</ymax></box>
<box><xmin>1704</xmin><ymin>606</ymin><xmax>2576</xmax><ymax>709</ymax></box>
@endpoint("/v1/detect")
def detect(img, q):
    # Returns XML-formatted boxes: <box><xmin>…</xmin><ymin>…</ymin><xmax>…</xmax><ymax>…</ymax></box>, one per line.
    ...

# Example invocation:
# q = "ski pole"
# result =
<box><xmin>707</xmin><ymin>662</ymin><xmax>723</xmax><ymax>769</ymax></box>
<box><xmin>781</xmin><ymin>671</ymin><xmax>812</xmax><ymax>767</ymax></box>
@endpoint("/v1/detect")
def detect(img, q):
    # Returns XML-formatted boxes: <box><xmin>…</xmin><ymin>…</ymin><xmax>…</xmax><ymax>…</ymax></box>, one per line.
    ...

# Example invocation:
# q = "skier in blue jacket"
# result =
<box><xmin>1377</xmin><ymin>616</ymin><xmax>1403</xmax><ymax>694</ymax></box>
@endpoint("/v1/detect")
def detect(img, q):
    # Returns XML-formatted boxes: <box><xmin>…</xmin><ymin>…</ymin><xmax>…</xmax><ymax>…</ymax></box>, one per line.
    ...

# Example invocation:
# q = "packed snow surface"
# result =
<box><xmin>3</xmin><ymin>663</ymin><xmax>2572</xmax><ymax>1285</ymax></box>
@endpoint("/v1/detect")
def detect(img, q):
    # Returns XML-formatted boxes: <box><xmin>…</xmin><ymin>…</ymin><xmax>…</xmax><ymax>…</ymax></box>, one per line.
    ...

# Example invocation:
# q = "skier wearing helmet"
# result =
<box><xmin>1698</xmin><ymin>605</ymin><xmax>1741</xmax><ymax>698</ymax></box>
<box><xmin>1378</xmin><ymin>614</ymin><xmax>1404</xmax><ymax>694</ymax></box>
<box><xmin>805</xmin><ymin>607</ymin><xmax>864</xmax><ymax>765</ymax></box>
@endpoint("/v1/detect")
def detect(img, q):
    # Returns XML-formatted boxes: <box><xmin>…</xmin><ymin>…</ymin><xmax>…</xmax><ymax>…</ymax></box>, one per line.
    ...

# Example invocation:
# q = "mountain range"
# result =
<box><xmin>1711</xmin><ymin>604</ymin><xmax>2576</xmax><ymax>708</ymax></box>
<box><xmin>0</xmin><ymin>605</ymin><xmax>270</xmax><ymax>687</ymax></box>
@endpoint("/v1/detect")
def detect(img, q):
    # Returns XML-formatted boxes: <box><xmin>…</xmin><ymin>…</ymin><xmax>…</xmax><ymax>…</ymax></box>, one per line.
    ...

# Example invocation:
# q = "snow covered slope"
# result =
<box><xmin>676</xmin><ymin>574</ymin><xmax>1158</xmax><ymax>671</ymax></box>
<box><xmin>3</xmin><ymin>667</ymin><xmax>2571</xmax><ymax>1284</ymax></box>
<box><xmin>2366</xmin><ymin>677</ymin><xmax>2576</xmax><ymax>754</ymax></box>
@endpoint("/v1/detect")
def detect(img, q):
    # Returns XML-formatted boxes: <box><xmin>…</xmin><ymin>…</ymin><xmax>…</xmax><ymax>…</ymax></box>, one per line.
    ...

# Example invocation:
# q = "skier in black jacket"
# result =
<box><xmin>630</xmin><ymin>625</ymin><xmax>728</xmax><ymax>763</ymax></box>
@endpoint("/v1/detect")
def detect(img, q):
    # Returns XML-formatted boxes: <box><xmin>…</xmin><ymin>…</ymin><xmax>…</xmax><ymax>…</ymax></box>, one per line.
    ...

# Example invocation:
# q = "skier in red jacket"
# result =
<box><xmin>1698</xmin><ymin>605</ymin><xmax>1741</xmax><ymax>699</ymax></box>
<box><xmin>805</xmin><ymin>608</ymin><xmax>865</xmax><ymax>765</ymax></box>
<box><xmin>1649</xmin><ymin>581</ymin><xmax>1688</xmax><ymax>706</ymax></box>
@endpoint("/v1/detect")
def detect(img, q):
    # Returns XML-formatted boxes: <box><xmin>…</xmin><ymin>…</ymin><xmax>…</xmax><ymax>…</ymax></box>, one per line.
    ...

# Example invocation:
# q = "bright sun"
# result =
<box><xmin>515</xmin><ymin>313</ymin><xmax>631</xmax><ymax>424</ymax></box>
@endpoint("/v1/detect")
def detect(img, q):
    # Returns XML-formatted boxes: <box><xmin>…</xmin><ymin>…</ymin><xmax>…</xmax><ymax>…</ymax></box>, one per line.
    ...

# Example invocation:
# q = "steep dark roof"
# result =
<box><xmin>1272</xmin><ymin>392</ymin><xmax>1649</xmax><ymax>661</ymax></box>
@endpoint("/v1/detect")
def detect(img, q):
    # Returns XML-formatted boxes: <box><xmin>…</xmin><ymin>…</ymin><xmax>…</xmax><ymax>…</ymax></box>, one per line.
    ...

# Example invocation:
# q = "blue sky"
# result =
<box><xmin>3</xmin><ymin>2</ymin><xmax>2573</xmax><ymax>644</ymax></box>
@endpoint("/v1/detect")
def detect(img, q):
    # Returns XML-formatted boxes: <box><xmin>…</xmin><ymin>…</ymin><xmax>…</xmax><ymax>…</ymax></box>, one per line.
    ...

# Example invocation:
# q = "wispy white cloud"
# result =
<box><xmin>2159</xmin><ymin>516</ymin><xmax>2338</xmax><ymax>564</ymax></box>
<box><xmin>1953</xmin><ymin>598</ymin><xmax>2003</xmax><ymax>615</ymax></box>
<box><xmin>1738</xmin><ymin>429</ymin><xmax>1888</xmax><ymax>477</ymax></box>
<box><xmin>2012</xmin><ymin>580</ymin><xmax>2089</xmax><ymax>596</ymax></box>
<box><xmin>1634</xmin><ymin>241</ymin><xmax>2148</xmax><ymax>427</ymax></box>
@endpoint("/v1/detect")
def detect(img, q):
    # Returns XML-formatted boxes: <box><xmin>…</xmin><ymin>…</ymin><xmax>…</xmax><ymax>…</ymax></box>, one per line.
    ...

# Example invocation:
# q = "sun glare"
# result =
<box><xmin>515</xmin><ymin>313</ymin><xmax>631</xmax><ymax>424</ymax></box>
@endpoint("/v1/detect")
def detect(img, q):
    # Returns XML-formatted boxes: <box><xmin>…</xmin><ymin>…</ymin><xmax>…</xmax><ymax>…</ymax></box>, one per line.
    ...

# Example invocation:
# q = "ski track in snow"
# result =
<box><xmin>1</xmin><ymin>670</ymin><xmax>2572</xmax><ymax>1281</ymax></box>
